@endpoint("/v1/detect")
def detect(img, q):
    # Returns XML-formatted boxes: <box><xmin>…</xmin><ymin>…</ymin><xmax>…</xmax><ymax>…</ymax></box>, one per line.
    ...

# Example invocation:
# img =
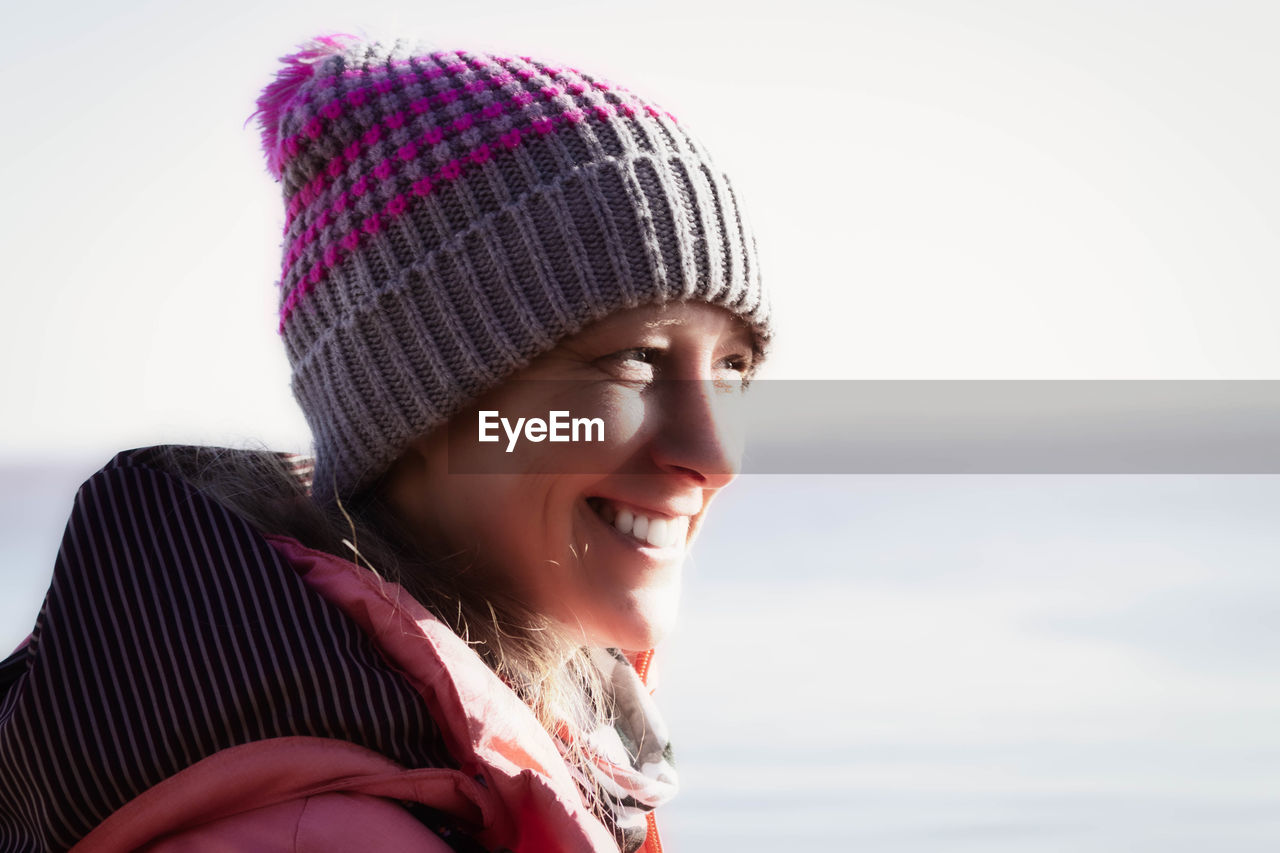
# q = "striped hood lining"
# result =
<box><xmin>0</xmin><ymin>447</ymin><xmax>455</xmax><ymax>851</ymax></box>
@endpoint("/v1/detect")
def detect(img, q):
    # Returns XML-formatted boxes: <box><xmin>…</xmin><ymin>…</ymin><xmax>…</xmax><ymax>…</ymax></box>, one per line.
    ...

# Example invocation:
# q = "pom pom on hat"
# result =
<box><xmin>255</xmin><ymin>35</ymin><xmax>359</xmax><ymax>178</ymax></box>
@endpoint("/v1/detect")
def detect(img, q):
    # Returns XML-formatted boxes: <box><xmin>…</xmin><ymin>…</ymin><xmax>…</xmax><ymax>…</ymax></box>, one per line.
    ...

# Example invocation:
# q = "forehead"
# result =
<box><xmin>575</xmin><ymin>302</ymin><xmax>755</xmax><ymax>345</ymax></box>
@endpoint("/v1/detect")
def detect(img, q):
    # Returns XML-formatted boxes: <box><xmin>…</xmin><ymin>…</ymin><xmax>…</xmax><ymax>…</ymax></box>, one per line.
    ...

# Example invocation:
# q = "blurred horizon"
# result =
<box><xmin>4</xmin><ymin>463</ymin><xmax>1278</xmax><ymax>849</ymax></box>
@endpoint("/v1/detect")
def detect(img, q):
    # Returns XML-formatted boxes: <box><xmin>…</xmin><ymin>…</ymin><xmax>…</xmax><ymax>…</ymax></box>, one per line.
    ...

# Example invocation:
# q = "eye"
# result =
<box><xmin>715</xmin><ymin>352</ymin><xmax>756</xmax><ymax>389</ymax></box>
<box><xmin>596</xmin><ymin>347</ymin><xmax>660</xmax><ymax>382</ymax></box>
<box><xmin>616</xmin><ymin>348</ymin><xmax>657</xmax><ymax>365</ymax></box>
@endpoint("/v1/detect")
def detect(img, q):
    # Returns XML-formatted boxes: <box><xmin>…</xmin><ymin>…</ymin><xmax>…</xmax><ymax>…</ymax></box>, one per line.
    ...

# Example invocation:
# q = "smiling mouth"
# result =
<box><xmin>586</xmin><ymin>497</ymin><xmax>691</xmax><ymax>549</ymax></box>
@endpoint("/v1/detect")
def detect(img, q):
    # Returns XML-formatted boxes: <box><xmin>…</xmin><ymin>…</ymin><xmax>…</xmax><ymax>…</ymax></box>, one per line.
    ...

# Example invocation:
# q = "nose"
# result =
<box><xmin>648</xmin><ymin>377</ymin><xmax>746</xmax><ymax>489</ymax></box>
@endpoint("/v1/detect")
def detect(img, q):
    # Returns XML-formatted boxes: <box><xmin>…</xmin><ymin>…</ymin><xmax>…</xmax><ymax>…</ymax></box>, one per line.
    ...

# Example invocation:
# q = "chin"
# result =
<box><xmin>587</xmin><ymin>589</ymin><xmax>681</xmax><ymax>652</ymax></box>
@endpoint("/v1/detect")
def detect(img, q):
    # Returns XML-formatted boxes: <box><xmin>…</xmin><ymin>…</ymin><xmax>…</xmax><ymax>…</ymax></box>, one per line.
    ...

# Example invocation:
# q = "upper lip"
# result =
<box><xmin>588</xmin><ymin>495</ymin><xmax>702</xmax><ymax>520</ymax></box>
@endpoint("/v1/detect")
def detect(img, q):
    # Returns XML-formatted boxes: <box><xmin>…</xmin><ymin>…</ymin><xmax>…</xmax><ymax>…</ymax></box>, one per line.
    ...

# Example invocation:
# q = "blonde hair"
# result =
<box><xmin>150</xmin><ymin>446</ymin><xmax>615</xmax><ymax>824</ymax></box>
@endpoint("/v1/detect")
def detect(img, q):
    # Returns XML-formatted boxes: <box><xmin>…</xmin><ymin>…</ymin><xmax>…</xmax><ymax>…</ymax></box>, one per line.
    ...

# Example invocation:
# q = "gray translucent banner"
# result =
<box><xmin>445</xmin><ymin>380</ymin><xmax>1280</xmax><ymax>473</ymax></box>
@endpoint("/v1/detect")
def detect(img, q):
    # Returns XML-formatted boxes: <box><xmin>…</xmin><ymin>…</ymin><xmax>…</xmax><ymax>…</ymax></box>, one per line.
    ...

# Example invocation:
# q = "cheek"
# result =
<box><xmin>562</xmin><ymin>387</ymin><xmax>649</xmax><ymax>468</ymax></box>
<box><xmin>430</xmin><ymin>476</ymin><xmax>537</xmax><ymax>558</ymax></box>
<box><xmin>457</xmin><ymin>477</ymin><xmax>588</xmax><ymax>584</ymax></box>
<box><xmin>602</xmin><ymin>390</ymin><xmax>648</xmax><ymax>444</ymax></box>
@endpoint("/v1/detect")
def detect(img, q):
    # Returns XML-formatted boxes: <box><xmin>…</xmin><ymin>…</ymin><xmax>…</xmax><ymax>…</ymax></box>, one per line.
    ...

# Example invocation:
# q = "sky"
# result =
<box><xmin>2</xmin><ymin>0</ymin><xmax>1279</xmax><ymax>461</ymax></box>
<box><xmin>657</xmin><ymin>474</ymin><xmax>1280</xmax><ymax>850</ymax></box>
<box><xmin>2</xmin><ymin>2</ymin><xmax>1279</xmax><ymax>849</ymax></box>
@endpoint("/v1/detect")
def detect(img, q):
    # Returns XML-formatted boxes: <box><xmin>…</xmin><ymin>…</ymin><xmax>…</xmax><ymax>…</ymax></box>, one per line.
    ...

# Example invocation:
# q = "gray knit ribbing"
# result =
<box><xmin>262</xmin><ymin>39</ymin><xmax>770</xmax><ymax>501</ymax></box>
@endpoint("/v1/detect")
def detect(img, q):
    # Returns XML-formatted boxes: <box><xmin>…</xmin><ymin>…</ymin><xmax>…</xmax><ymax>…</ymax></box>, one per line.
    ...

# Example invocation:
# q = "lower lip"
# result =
<box><xmin>582</xmin><ymin>499</ymin><xmax>686</xmax><ymax>557</ymax></box>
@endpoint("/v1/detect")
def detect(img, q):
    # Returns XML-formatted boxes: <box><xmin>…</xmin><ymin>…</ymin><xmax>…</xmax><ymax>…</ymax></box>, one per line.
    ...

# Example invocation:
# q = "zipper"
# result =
<box><xmin>633</xmin><ymin>648</ymin><xmax>654</xmax><ymax>686</ymax></box>
<box><xmin>645</xmin><ymin>810</ymin><xmax>664</xmax><ymax>853</ymax></box>
<box><xmin>634</xmin><ymin>648</ymin><xmax>662</xmax><ymax>853</ymax></box>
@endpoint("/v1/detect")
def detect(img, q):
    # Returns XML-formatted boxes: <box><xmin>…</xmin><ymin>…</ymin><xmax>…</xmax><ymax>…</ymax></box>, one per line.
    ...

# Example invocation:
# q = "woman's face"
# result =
<box><xmin>384</xmin><ymin>301</ymin><xmax>756</xmax><ymax>651</ymax></box>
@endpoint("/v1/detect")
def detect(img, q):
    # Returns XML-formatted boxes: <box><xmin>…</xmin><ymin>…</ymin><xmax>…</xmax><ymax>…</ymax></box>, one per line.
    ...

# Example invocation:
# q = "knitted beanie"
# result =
<box><xmin>257</xmin><ymin>36</ymin><xmax>771</xmax><ymax>502</ymax></box>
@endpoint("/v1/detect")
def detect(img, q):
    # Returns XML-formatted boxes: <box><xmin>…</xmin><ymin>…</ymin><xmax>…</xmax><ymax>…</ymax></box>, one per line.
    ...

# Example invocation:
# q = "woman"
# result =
<box><xmin>0</xmin><ymin>35</ymin><xmax>769</xmax><ymax>852</ymax></box>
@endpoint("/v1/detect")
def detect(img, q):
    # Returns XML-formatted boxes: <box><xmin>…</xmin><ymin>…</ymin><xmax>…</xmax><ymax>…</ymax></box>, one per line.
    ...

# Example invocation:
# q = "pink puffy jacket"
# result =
<box><xmin>77</xmin><ymin>536</ymin><xmax>623</xmax><ymax>852</ymax></box>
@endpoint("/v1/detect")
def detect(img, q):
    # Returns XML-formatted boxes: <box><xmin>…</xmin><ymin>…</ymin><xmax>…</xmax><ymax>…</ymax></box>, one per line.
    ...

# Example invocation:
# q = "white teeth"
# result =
<box><xmin>595</xmin><ymin>500</ymin><xmax>690</xmax><ymax>549</ymax></box>
<box><xmin>614</xmin><ymin>509</ymin><xmax>634</xmax><ymax>536</ymax></box>
<box><xmin>646</xmin><ymin>518</ymin><xmax>669</xmax><ymax>548</ymax></box>
<box><xmin>675</xmin><ymin>515</ymin><xmax>690</xmax><ymax>544</ymax></box>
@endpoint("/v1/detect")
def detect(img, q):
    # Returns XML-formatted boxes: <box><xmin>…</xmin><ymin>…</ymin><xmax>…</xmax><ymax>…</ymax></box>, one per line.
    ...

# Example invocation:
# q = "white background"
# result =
<box><xmin>3</xmin><ymin>0</ymin><xmax>1278</xmax><ymax>461</ymax></box>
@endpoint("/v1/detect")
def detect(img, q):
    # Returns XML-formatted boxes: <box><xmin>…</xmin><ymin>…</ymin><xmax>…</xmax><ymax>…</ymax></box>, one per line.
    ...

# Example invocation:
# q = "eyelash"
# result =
<box><xmin>613</xmin><ymin>348</ymin><xmax>654</xmax><ymax>364</ymax></box>
<box><xmin>603</xmin><ymin>348</ymin><xmax>754</xmax><ymax>378</ymax></box>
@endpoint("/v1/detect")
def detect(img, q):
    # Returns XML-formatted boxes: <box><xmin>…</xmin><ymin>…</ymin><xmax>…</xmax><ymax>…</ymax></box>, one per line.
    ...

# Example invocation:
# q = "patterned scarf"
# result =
<box><xmin>557</xmin><ymin>648</ymin><xmax>679</xmax><ymax>852</ymax></box>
